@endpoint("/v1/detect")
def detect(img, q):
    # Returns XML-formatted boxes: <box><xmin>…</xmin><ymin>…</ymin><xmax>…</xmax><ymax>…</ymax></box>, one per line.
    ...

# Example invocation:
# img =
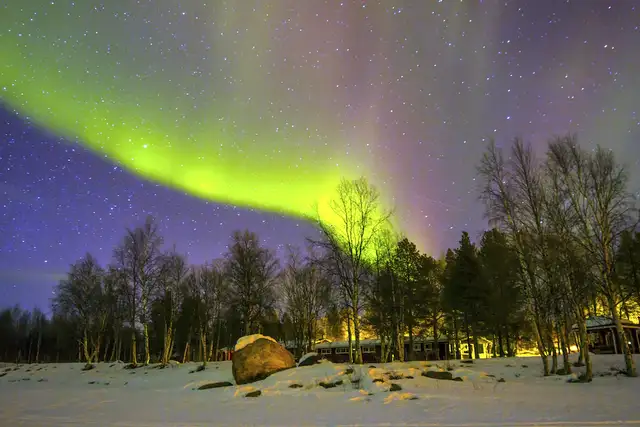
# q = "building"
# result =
<box><xmin>458</xmin><ymin>337</ymin><xmax>493</xmax><ymax>359</ymax></box>
<box><xmin>314</xmin><ymin>336</ymin><xmax>452</xmax><ymax>363</ymax></box>
<box><xmin>279</xmin><ymin>339</ymin><xmax>331</xmax><ymax>359</ymax></box>
<box><xmin>576</xmin><ymin>316</ymin><xmax>640</xmax><ymax>354</ymax></box>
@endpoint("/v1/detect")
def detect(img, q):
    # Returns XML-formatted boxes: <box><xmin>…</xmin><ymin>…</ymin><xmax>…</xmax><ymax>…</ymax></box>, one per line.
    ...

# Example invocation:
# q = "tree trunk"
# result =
<box><xmin>464</xmin><ymin>313</ymin><xmax>472</xmax><ymax>360</ymax></box>
<box><xmin>558</xmin><ymin>321</ymin><xmax>570</xmax><ymax>374</ymax></box>
<box><xmin>201</xmin><ymin>331</ymin><xmax>208</xmax><ymax>367</ymax></box>
<box><xmin>532</xmin><ymin>314</ymin><xmax>549</xmax><ymax>376</ymax></box>
<box><xmin>162</xmin><ymin>325</ymin><xmax>173</xmax><ymax>366</ymax></box>
<box><xmin>182</xmin><ymin>342</ymin><xmax>190</xmax><ymax>363</ymax></box>
<box><xmin>244</xmin><ymin>316</ymin><xmax>250</xmax><ymax>336</ymax></box>
<box><xmin>143</xmin><ymin>323</ymin><xmax>150</xmax><ymax>365</ymax></box>
<box><xmin>472</xmin><ymin>331</ymin><xmax>480</xmax><ymax>359</ymax></box>
<box><xmin>432</xmin><ymin>315</ymin><xmax>440</xmax><ymax>360</ymax></box>
<box><xmin>183</xmin><ymin>328</ymin><xmax>192</xmax><ymax>363</ymax></box>
<box><xmin>492</xmin><ymin>334</ymin><xmax>497</xmax><ymax>358</ymax></box>
<box><xmin>306</xmin><ymin>315</ymin><xmax>314</xmax><ymax>354</ymax></box>
<box><xmin>395</xmin><ymin>327</ymin><xmax>404</xmax><ymax>362</ymax></box>
<box><xmin>548</xmin><ymin>321</ymin><xmax>558</xmax><ymax>374</ymax></box>
<box><xmin>407</xmin><ymin>325</ymin><xmax>414</xmax><ymax>362</ymax></box>
<box><xmin>131</xmin><ymin>329</ymin><xmax>138</xmax><ymax>366</ymax></box>
<box><xmin>453</xmin><ymin>314</ymin><xmax>460</xmax><ymax>359</ymax></box>
<box><xmin>346</xmin><ymin>309</ymin><xmax>353</xmax><ymax>364</ymax></box>
<box><xmin>110</xmin><ymin>329</ymin><xmax>119</xmax><ymax>362</ymax></box>
<box><xmin>82</xmin><ymin>330</ymin><xmax>91</xmax><ymax>364</ymax></box>
<box><xmin>609</xmin><ymin>297</ymin><xmax>637</xmax><ymax>377</ymax></box>
<box><xmin>498</xmin><ymin>328</ymin><xmax>505</xmax><ymax>357</ymax></box>
<box><xmin>103</xmin><ymin>336</ymin><xmax>111</xmax><ymax>363</ymax></box>
<box><xmin>352</xmin><ymin>292</ymin><xmax>362</xmax><ymax>365</ymax></box>
<box><xmin>27</xmin><ymin>337</ymin><xmax>33</xmax><ymax>364</ymax></box>
<box><xmin>168</xmin><ymin>330</ymin><xmax>176</xmax><ymax>362</ymax></box>
<box><xmin>384</xmin><ymin>336</ymin><xmax>392</xmax><ymax>363</ymax></box>
<box><xmin>92</xmin><ymin>337</ymin><xmax>102</xmax><ymax>364</ymax></box>
<box><xmin>35</xmin><ymin>330</ymin><xmax>42</xmax><ymax>363</ymax></box>
<box><xmin>353</xmin><ymin>320</ymin><xmax>362</xmax><ymax>365</ymax></box>
<box><xmin>576</xmin><ymin>313</ymin><xmax>592</xmax><ymax>381</ymax></box>
<box><xmin>563</xmin><ymin>309</ymin><xmax>574</xmax><ymax>361</ymax></box>
<box><xmin>214</xmin><ymin>315</ymin><xmax>222</xmax><ymax>362</ymax></box>
<box><xmin>114</xmin><ymin>335</ymin><xmax>121</xmax><ymax>362</ymax></box>
<box><xmin>577</xmin><ymin>341</ymin><xmax>584</xmax><ymax>366</ymax></box>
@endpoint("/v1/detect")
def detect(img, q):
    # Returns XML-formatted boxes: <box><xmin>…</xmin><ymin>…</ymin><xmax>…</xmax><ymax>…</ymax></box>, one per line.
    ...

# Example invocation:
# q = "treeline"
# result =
<box><xmin>477</xmin><ymin>135</ymin><xmax>640</xmax><ymax>380</ymax></box>
<box><xmin>0</xmin><ymin>134</ymin><xmax>638</xmax><ymax>381</ymax></box>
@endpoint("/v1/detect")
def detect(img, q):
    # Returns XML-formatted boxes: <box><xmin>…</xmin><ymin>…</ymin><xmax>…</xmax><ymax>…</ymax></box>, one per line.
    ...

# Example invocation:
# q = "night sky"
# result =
<box><xmin>1</xmin><ymin>1</ymin><xmax>639</xmax><ymax>311</ymax></box>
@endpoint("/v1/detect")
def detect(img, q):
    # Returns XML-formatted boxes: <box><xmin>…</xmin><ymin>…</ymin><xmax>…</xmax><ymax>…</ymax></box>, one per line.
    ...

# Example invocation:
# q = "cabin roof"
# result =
<box><xmin>573</xmin><ymin>316</ymin><xmax>640</xmax><ymax>331</ymax></box>
<box><xmin>314</xmin><ymin>336</ymin><xmax>449</xmax><ymax>349</ymax></box>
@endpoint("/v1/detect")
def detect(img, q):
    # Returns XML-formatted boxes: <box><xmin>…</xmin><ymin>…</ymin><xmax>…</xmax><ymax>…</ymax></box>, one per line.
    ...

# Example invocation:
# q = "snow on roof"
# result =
<box><xmin>572</xmin><ymin>316</ymin><xmax>640</xmax><ymax>331</ymax></box>
<box><xmin>234</xmin><ymin>334</ymin><xmax>277</xmax><ymax>352</ymax></box>
<box><xmin>587</xmin><ymin>316</ymin><xmax>615</xmax><ymax>328</ymax></box>
<box><xmin>315</xmin><ymin>336</ymin><xmax>448</xmax><ymax>349</ymax></box>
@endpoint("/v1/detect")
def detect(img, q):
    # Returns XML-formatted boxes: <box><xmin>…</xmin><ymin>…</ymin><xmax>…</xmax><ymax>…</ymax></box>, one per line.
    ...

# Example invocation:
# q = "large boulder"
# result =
<box><xmin>232</xmin><ymin>334</ymin><xmax>295</xmax><ymax>385</ymax></box>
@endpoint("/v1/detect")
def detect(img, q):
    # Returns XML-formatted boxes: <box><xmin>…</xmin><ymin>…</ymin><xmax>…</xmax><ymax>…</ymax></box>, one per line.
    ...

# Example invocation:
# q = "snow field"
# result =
<box><xmin>0</xmin><ymin>354</ymin><xmax>639</xmax><ymax>426</ymax></box>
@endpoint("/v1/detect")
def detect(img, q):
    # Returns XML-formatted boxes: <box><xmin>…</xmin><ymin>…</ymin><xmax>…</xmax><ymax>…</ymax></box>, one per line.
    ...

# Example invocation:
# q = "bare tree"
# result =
<box><xmin>419</xmin><ymin>254</ymin><xmax>445</xmax><ymax>360</ymax></box>
<box><xmin>280</xmin><ymin>247</ymin><xmax>308</xmax><ymax>356</ymax></box>
<box><xmin>544</xmin><ymin>155</ymin><xmax>598</xmax><ymax>380</ymax></box>
<box><xmin>478</xmin><ymin>139</ymin><xmax>555</xmax><ymax>375</ymax></box>
<box><xmin>52</xmin><ymin>254</ymin><xmax>106</xmax><ymax>366</ymax></box>
<box><xmin>113</xmin><ymin>216</ymin><xmax>164</xmax><ymax>366</ymax></box>
<box><xmin>208</xmin><ymin>259</ymin><xmax>228</xmax><ymax>362</ymax></box>
<box><xmin>103</xmin><ymin>266</ymin><xmax>128</xmax><ymax>362</ymax></box>
<box><xmin>310</xmin><ymin>177</ymin><xmax>392</xmax><ymax>364</ymax></box>
<box><xmin>371</xmin><ymin>229</ymin><xmax>405</xmax><ymax>362</ymax></box>
<box><xmin>157</xmin><ymin>249</ymin><xmax>188</xmax><ymax>366</ymax></box>
<box><xmin>30</xmin><ymin>307</ymin><xmax>46</xmax><ymax>363</ymax></box>
<box><xmin>547</xmin><ymin>135</ymin><xmax>638</xmax><ymax>377</ymax></box>
<box><xmin>280</xmin><ymin>245</ymin><xmax>331</xmax><ymax>356</ymax></box>
<box><xmin>188</xmin><ymin>261</ymin><xmax>226</xmax><ymax>367</ymax></box>
<box><xmin>225</xmin><ymin>230</ymin><xmax>279</xmax><ymax>336</ymax></box>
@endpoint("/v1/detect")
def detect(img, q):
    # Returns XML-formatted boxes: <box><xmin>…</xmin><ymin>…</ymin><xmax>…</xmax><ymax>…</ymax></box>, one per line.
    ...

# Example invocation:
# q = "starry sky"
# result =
<box><xmin>1</xmin><ymin>0</ymin><xmax>640</xmax><ymax>311</ymax></box>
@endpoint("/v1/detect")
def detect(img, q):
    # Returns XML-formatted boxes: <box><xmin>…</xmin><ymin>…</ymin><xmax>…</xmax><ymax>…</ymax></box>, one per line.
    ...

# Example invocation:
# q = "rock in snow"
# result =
<box><xmin>232</xmin><ymin>336</ymin><xmax>295</xmax><ymax>385</ymax></box>
<box><xmin>298</xmin><ymin>352</ymin><xmax>322</xmax><ymax>367</ymax></box>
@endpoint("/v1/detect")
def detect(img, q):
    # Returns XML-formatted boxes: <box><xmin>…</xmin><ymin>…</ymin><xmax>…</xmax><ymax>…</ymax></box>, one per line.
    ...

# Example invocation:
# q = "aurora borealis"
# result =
<box><xmin>2</xmin><ymin>1</ymin><xmax>640</xmax><ymax>310</ymax></box>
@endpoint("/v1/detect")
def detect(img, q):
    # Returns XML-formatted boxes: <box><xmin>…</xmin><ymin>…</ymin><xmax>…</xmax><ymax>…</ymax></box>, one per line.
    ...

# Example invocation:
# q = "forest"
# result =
<box><xmin>1</xmin><ymin>134</ymin><xmax>639</xmax><ymax>383</ymax></box>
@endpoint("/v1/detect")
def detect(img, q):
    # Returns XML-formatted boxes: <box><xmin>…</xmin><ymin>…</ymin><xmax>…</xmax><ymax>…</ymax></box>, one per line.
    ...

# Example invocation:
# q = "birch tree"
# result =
<box><xmin>113</xmin><ymin>216</ymin><xmax>164</xmax><ymax>366</ymax></box>
<box><xmin>616</xmin><ymin>230</ymin><xmax>640</xmax><ymax>310</ymax></box>
<box><xmin>52</xmin><ymin>254</ymin><xmax>106</xmax><ymax>366</ymax></box>
<box><xmin>281</xmin><ymin>246</ymin><xmax>331</xmax><ymax>356</ymax></box>
<box><xmin>547</xmin><ymin>135</ymin><xmax>638</xmax><ymax>377</ymax></box>
<box><xmin>544</xmin><ymin>157</ymin><xmax>598</xmax><ymax>380</ymax></box>
<box><xmin>158</xmin><ymin>250</ymin><xmax>188</xmax><ymax>366</ymax></box>
<box><xmin>478</xmin><ymin>139</ymin><xmax>555</xmax><ymax>375</ymax></box>
<box><xmin>311</xmin><ymin>177</ymin><xmax>392</xmax><ymax>364</ymax></box>
<box><xmin>225</xmin><ymin>230</ymin><xmax>279</xmax><ymax>336</ymax></box>
<box><xmin>193</xmin><ymin>261</ymin><xmax>226</xmax><ymax>366</ymax></box>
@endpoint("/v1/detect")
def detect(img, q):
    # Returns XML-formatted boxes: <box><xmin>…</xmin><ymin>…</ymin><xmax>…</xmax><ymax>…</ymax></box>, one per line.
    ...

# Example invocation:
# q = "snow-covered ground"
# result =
<box><xmin>1</xmin><ymin>354</ymin><xmax>639</xmax><ymax>426</ymax></box>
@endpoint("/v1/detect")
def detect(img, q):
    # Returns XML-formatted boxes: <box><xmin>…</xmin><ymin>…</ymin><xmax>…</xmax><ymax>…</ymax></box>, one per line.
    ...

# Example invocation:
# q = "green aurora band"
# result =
<box><xmin>0</xmin><ymin>2</ymin><xmax>379</xmax><ymax>233</ymax></box>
